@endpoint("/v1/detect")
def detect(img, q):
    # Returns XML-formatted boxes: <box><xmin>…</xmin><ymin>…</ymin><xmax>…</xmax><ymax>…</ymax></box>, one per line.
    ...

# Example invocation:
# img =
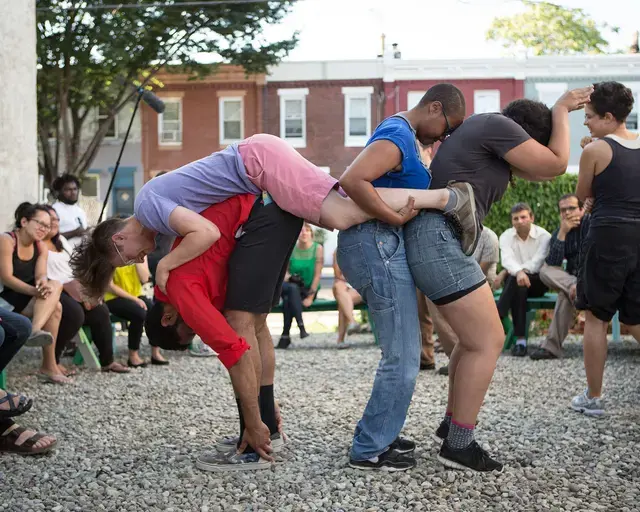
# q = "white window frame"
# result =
<box><xmin>623</xmin><ymin>82</ymin><xmax>640</xmax><ymax>132</ymax></box>
<box><xmin>81</xmin><ymin>174</ymin><xmax>100</xmax><ymax>198</ymax></box>
<box><xmin>219</xmin><ymin>96</ymin><xmax>244</xmax><ymax>146</ymax></box>
<box><xmin>534</xmin><ymin>83</ymin><xmax>568</xmax><ymax>108</ymax></box>
<box><xmin>342</xmin><ymin>86</ymin><xmax>373</xmax><ymax>147</ymax></box>
<box><xmin>473</xmin><ymin>90</ymin><xmax>501</xmax><ymax>114</ymax></box>
<box><xmin>278</xmin><ymin>88</ymin><xmax>308</xmax><ymax>148</ymax></box>
<box><xmin>407</xmin><ymin>91</ymin><xmax>427</xmax><ymax>110</ymax></box>
<box><xmin>158</xmin><ymin>98</ymin><xmax>183</xmax><ymax>146</ymax></box>
<box><xmin>98</xmin><ymin>106</ymin><xmax>118</xmax><ymax>140</ymax></box>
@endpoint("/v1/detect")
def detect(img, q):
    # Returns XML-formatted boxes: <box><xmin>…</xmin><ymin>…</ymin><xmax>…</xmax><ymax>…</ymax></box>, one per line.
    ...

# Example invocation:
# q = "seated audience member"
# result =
<box><xmin>277</xmin><ymin>223</ymin><xmax>323</xmax><ymax>350</ymax></box>
<box><xmin>104</xmin><ymin>257</ymin><xmax>167</xmax><ymax>367</ymax></box>
<box><xmin>331</xmin><ymin>250</ymin><xmax>363</xmax><ymax>346</ymax></box>
<box><xmin>419</xmin><ymin>226</ymin><xmax>500</xmax><ymax>375</ymax></box>
<box><xmin>0</xmin><ymin>308</ymin><xmax>57</xmax><ymax>455</ymax></box>
<box><xmin>496</xmin><ymin>203</ymin><xmax>551</xmax><ymax>357</ymax></box>
<box><xmin>0</xmin><ymin>203</ymin><xmax>72</xmax><ymax>384</ymax></box>
<box><xmin>51</xmin><ymin>174</ymin><xmax>89</xmax><ymax>249</ymax></box>
<box><xmin>530</xmin><ymin>194</ymin><xmax>587</xmax><ymax>360</ymax></box>
<box><xmin>41</xmin><ymin>206</ymin><xmax>129</xmax><ymax>373</ymax></box>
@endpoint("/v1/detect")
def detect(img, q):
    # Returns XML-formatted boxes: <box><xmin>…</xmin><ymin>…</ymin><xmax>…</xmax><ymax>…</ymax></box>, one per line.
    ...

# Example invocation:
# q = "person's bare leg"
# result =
<box><xmin>225</xmin><ymin>310</ymin><xmax>262</xmax><ymax>392</ymax></box>
<box><xmin>583</xmin><ymin>311</ymin><xmax>609</xmax><ymax>398</ymax></box>
<box><xmin>23</xmin><ymin>281</ymin><xmax>63</xmax><ymax>332</ymax></box>
<box><xmin>428</xmin><ymin>300</ymin><xmax>459</xmax><ymax>358</ymax></box>
<box><xmin>319</xmin><ymin>188</ymin><xmax>450</xmax><ymax>230</ymax></box>
<box><xmin>333</xmin><ymin>281</ymin><xmax>354</xmax><ymax>343</ymax></box>
<box><xmin>254</xmin><ymin>315</ymin><xmax>274</xmax><ymax>386</ymax></box>
<box><xmin>437</xmin><ymin>284</ymin><xmax>504</xmax><ymax>426</ymax></box>
<box><xmin>40</xmin><ymin>303</ymin><xmax>63</xmax><ymax>377</ymax></box>
<box><xmin>625</xmin><ymin>323</ymin><xmax>640</xmax><ymax>343</ymax></box>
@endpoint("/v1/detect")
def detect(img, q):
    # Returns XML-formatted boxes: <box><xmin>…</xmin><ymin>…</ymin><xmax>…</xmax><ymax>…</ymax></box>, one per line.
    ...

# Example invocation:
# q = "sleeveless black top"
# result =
<box><xmin>591</xmin><ymin>137</ymin><xmax>640</xmax><ymax>228</ymax></box>
<box><xmin>0</xmin><ymin>231</ymin><xmax>40</xmax><ymax>310</ymax></box>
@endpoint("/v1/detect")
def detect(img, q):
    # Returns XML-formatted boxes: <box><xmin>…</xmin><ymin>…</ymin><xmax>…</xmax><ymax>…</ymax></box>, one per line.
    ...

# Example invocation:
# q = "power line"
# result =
<box><xmin>36</xmin><ymin>0</ymin><xmax>281</xmax><ymax>12</ymax></box>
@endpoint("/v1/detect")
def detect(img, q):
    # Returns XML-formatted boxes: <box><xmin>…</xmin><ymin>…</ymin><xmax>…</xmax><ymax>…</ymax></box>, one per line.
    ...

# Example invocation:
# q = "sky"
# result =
<box><xmin>262</xmin><ymin>0</ymin><xmax>640</xmax><ymax>61</ymax></box>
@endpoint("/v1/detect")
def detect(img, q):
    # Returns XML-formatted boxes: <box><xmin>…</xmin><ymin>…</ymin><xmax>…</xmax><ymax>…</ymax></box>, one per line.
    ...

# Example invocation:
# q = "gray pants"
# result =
<box><xmin>539</xmin><ymin>264</ymin><xmax>577</xmax><ymax>357</ymax></box>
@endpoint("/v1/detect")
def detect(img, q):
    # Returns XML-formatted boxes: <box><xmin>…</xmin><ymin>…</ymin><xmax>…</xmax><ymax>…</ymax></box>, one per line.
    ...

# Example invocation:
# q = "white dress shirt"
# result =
<box><xmin>499</xmin><ymin>224</ymin><xmax>551</xmax><ymax>276</ymax></box>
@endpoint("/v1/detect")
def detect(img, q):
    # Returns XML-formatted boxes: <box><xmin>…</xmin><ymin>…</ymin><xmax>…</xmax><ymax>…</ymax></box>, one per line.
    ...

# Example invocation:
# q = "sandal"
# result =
<box><xmin>101</xmin><ymin>362</ymin><xmax>130</xmax><ymax>374</ymax></box>
<box><xmin>37</xmin><ymin>373</ymin><xmax>74</xmax><ymax>385</ymax></box>
<box><xmin>0</xmin><ymin>419</ymin><xmax>57</xmax><ymax>455</ymax></box>
<box><xmin>0</xmin><ymin>392</ymin><xmax>33</xmax><ymax>419</ymax></box>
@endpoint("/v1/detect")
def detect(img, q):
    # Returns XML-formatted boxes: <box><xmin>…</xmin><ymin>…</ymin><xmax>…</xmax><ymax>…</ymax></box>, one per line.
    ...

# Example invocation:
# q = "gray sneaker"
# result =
<box><xmin>196</xmin><ymin>450</ymin><xmax>271</xmax><ymax>472</ymax></box>
<box><xmin>215</xmin><ymin>432</ymin><xmax>285</xmax><ymax>453</ymax></box>
<box><xmin>189</xmin><ymin>339</ymin><xmax>217</xmax><ymax>357</ymax></box>
<box><xmin>570</xmin><ymin>389</ymin><xmax>605</xmax><ymax>416</ymax></box>
<box><xmin>444</xmin><ymin>182</ymin><xmax>480</xmax><ymax>256</ymax></box>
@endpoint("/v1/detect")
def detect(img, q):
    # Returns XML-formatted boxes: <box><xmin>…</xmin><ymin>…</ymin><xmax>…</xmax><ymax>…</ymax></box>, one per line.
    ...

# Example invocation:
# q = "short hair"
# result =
<box><xmin>558</xmin><ymin>193</ymin><xmax>583</xmax><ymax>209</ymax></box>
<box><xmin>14</xmin><ymin>202</ymin><xmax>50</xmax><ymax>229</ymax></box>
<box><xmin>51</xmin><ymin>174</ymin><xmax>81</xmax><ymax>194</ymax></box>
<box><xmin>511</xmin><ymin>202</ymin><xmax>533</xmax><ymax>216</ymax></box>
<box><xmin>590</xmin><ymin>81</ymin><xmax>634</xmax><ymax>122</ymax></box>
<box><xmin>418</xmin><ymin>83</ymin><xmax>466</xmax><ymax>118</ymax></box>
<box><xmin>502</xmin><ymin>99</ymin><xmax>553</xmax><ymax>146</ymax></box>
<box><xmin>144</xmin><ymin>300</ymin><xmax>191</xmax><ymax>351</ymax></box>
<box><xmin>69</xmin><ymin>217</ymin><xmax>127</xmax><ymax>298</ymax></box>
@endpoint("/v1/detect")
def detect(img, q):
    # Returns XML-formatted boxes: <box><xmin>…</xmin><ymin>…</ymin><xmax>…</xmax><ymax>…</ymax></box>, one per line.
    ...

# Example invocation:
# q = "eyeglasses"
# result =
<box><xmin>31</xmin><ymin>219</ymin><xmax>51</xmax><ymax>231</ymax></box>
<box><xmin>439</xmin><ymin>104</ymin><xmax>456</xmax><ymax>141</ymax></box>
<box><xmin>113</xmin><ymin>241</ymin><xmax>136</xmax><ymax>266</ymax></box>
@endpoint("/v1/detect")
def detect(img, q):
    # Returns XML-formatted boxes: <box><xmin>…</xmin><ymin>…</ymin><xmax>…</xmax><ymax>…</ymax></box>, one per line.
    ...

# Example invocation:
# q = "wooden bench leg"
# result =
<box><xmin>0</xmin><ymin>369</ymin><xmax>6</xmax><ymax>391</ymax></box>
<box><xmin>612</xmin><ymin>311</ymin><xmax>621</xmax><ymax>342</ymax></box>
<box><xmin>76</xmin><ymin>328</ymin><xmax>101</xmax><ymax>369</ymax></box>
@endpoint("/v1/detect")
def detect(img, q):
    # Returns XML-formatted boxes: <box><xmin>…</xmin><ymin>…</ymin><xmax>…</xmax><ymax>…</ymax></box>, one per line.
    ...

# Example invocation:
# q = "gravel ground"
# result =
<box><xmin>1</xmin><ymin>332</ymin><xmax>639</xmax><ymax>512</ymax></box>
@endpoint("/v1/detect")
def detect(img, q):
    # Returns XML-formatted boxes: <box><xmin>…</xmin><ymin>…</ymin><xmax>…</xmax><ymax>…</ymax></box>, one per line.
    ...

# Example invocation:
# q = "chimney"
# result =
<box><xmin>631</xmin><ymin>30</ymin><xmax>639</xmax><ymax>54</ymax></box>
<box><xmin>392</xmin><ymin>42</ymin><xmax>401</xmax><ymax>60</ymax></box>
<box><xmin>377</xmin><ymin>33</ymin><xmax>386</xmax><ymax>58</ymax></box>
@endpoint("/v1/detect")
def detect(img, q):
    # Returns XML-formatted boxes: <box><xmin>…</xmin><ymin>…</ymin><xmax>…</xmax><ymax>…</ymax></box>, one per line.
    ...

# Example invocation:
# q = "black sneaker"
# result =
<box><xmin>438</xmin><ymin>440</ymin><xmax>503</xmax><ymax>473</ymax></box>
<box><xmin>420</xmin><ymin>361</ymin><xmax>436</xmax><ymax>371</ymax></box>
<box><xmin>444</xmin><ymin>181</ymin><xmax>480</xmax><ymax>256</ymax></box>
<box><xmin>437</xmin><ymin>365</ymin><xmax>449</xmax><ymax>376</ymax></box>
<box><xmin>389</xmin><ymin>436</ymin><xmax>416</xmax><ymax>454</ymax></box>
<box><xmin>432</xmin><ymin>420</ymin><xmax>449</xmax><ymax>444</ymax></box>
<box><xmin>511</xmin><ymin>343</ymin><xmax>527</xmax><ymax>357</ymax></box>
<box><xmin>349</xmin><ymin>448</ymin><xmax>416</xmax><ymax>472</ymax></box>
<box><xmin>276</xmin><ymin>336</ymin><xmax>291</xmax><ymax>349</ymax></box>
<box><xmin>529</xmin><ymin>347</ymin><xmax>558</xmax><ymax>360</ymax></box>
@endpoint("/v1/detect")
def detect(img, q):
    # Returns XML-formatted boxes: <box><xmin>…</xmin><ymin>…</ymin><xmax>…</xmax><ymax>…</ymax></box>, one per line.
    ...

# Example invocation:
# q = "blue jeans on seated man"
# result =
<box><xmin>337</xmin><ymin>221</ymin><xmax>421</xmax><ymax>461</ymax></box>
<box><xmin>0</xmin><ymin>307</ymin><xmax>33</xmax><ymax>372</ymax></box>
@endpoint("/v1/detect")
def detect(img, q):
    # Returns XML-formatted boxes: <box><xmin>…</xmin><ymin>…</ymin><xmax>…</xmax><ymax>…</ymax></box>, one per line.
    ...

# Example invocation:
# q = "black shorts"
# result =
<box><xmin>225</xmin><ymin>198</ymin><xmax>303</xmax><ymax>313</ymax></box>
<box><xmin>578</xmin><ymin>224</ymin><xmax>640</xmax><ymax>325</ymax></box>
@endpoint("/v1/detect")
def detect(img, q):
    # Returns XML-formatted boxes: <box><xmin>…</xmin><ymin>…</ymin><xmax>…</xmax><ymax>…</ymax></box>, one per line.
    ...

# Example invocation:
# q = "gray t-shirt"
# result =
<box><xmin>472</xmin><ymin>226</ymin><xmax>499</xmax><ymax>285</ymax></box>
<box><xmin>430</xmin><ymin>113</ymin><xmax>531</xmax><ymax>223</ymax></box>
<box><xmin>133</xmin><ymin>144</ymin><xmax>260</xmax><ymax>236</ymax></box>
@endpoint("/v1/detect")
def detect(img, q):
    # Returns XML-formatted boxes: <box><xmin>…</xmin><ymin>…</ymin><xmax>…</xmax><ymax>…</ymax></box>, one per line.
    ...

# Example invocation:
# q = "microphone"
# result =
<box><xmin>140</xmin><ymin>90</ymin><xmax>165</xmax><ymax>114</ymax></box>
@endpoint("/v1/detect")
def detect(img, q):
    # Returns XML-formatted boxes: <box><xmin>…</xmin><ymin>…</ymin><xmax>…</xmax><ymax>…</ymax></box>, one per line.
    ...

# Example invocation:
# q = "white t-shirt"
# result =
<box><xmin>46</xmin><ymin>236</ymin><xmax>75</xmax><ymax>285</ymax></box>
<box><xmin>52</xmin><ymin>201</ymin><xmax>88</xmax><ymax>248</ymax></box>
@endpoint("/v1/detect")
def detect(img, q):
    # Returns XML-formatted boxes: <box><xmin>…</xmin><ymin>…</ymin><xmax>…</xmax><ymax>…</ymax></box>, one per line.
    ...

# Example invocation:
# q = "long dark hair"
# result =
<box><xmin>41</xmin><ymin>205</ymin><xmax>64</xmax><ymax>253</ymax></box>
<box><xmin>13</xmin><ymin>202</ymin><xmax>51</xmax><ymax>230</ymax></box>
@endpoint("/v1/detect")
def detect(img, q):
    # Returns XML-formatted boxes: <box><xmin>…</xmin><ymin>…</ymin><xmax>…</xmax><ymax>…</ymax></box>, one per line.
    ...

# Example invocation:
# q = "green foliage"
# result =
<box><xmin>483</xmin><ymin>173</ymin><xmax>578</xmax><ymax>236</ymax></box>
<box><xmin>37</xmin><ymin>0</ymin><xmax>299</xmax><ymax>185</ymax></box>
<box><xmin>313</xmin><ymin>228</ymin><xmax>328</xmax><ymax>246</ymax></box>
<box><xmin>486</xmin><ymin>1</ymin><xmax>619</xmax><ymax>56</ymax></box>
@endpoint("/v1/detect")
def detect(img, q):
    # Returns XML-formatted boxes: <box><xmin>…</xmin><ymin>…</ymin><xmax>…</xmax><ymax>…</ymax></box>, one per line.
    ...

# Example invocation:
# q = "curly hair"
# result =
<box><xmin>590</xmin><ymin>81</ymin><xmax>634</xmax><ymax>122</ymax></box>
<box><xmin>502</xmin><ymin>99</ymin><xmax>553</xmax><ymax>146</ymax></box>
<box><xmin>51</xmin><ymin>173</ymin><xmax>81</xmax><ymax>194</ymax></box>
<box><xmin>69</xmin><ymin>217</ymin><xmax>127</xmax><ymax>298</ymax></box>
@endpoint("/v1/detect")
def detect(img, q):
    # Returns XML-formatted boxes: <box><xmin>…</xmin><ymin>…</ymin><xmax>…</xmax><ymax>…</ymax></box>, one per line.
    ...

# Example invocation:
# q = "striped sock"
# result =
<box><xmin>447</xmin><ymin>419</ymin><xmax>475</xmax><ymax>450</ymax></box>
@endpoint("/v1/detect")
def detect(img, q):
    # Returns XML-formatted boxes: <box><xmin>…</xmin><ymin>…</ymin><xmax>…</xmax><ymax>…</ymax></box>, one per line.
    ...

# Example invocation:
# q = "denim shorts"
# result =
<box><xmin>404</xmin><ymin>211</ymin><xmax>486</xmax><ymax>305</ymax></box>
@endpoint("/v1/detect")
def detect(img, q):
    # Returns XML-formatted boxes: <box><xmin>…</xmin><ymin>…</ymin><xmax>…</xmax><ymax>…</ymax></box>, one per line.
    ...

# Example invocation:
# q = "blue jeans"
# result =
<box><xmin>337</xmin><ymin>221</ymin><xmax>421</xmax><ymax>461</ymax></box>
<box><xmin>0</xmin><ymin>307</ymin><xmax>32</xmax><ymax>373</ymax></box>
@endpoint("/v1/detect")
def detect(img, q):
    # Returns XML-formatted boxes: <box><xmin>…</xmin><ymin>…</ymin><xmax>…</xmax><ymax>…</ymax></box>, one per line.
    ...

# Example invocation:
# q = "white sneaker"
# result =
<box><xmin>570</xmin><ymin>389</ymin><xmax>606</xmax><ymax>416</ymax></box>
<box><xmin>189</xmin><ymin>339</ymin><xmax>217</xmax><ymax>357</ymax></box>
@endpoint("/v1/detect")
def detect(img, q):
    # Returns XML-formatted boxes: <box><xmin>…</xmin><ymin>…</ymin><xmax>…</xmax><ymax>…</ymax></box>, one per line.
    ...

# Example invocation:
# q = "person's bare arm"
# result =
<box><xmin>340</xmin><ymin>140</ymin><xmax>415</xmax><ymax>226</ymax></box>
<box><xmin>0</xmin><ymin>236</ymin><xmax>39</xmax><ymax>297</ymax></box>
<box><xmin>135</xmin><ymin>257</ymin><xmax>151</xmax><ymax>284</ymax></box>
<box><xmin>332</xmin><ymin>251</ymin><xmax>344</xmax><ymax>281</ymax></box>
<box><xmin>504</xmin><ymin>87</ymin><xmax>593</xmax><ymax>180</ymax></box>
<box><xmin>576</xmin><ymin>140</ymin><xmax>611</xmax><ymax>202</ymax></box>
<box><xmin>479</xmin><ymin>261</ymin><xmax>493</xmax><ymax>275</ymax></box>
<box><xmin>155</xmin><ymin>207</ymin><xmax>221</xmax><ymax>293</ymax></box>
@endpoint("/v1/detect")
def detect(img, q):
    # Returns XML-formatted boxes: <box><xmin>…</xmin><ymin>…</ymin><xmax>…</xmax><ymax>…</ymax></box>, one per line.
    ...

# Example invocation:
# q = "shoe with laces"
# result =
<box><xmin>438</xmin><ymin>440</ymin><xmax>503</xmax><ymax>473</ymax></box>
<box><xmin>570</xmin><ymin>389</ymin><xmax>605</xmax><ymax>416</ymax></box>
<box><xmin>189</xmin><ymin>339</ymin><xmax>217</xmax><ymax>357</ymax></box>
<box><xmin>444</xmin><ymin>181</ymin><xmax>480</xmax><ymax>256</ymax></box>
<box><xmin>389</xmin><ymin>436</ymin><xmax>416</xmax><ymax>454</ymax></box>
<box><xmin>349</xmin><ymin>448</ymin><xmax>416</xmax><ymax>472</ymax></box>
<box><xmin>432</xmin><ymin>420</ymin><xmax>449</xmax><ymax>444</ymax></box>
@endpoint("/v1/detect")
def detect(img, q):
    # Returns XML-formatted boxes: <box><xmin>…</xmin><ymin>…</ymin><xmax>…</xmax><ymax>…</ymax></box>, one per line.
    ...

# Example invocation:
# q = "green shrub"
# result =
<box><xmin>483</xmin><ymin>174</ymin><xmax>578</xmax><ymax>236</ymax></box>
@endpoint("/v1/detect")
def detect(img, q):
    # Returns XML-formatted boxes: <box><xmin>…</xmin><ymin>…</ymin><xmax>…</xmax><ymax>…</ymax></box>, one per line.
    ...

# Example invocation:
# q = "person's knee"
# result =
<box><xmin>49</xmin><ymin>280</ymin><xmax>63</xmax><ymax>297</ymax></box>
<box><xmin>225</xmin><ymin>310</ymin><xmax>255</xmax><ymax>334</ymax></box>
<box><xmin>52</xmin><ymin>301</ymin><xmax>63</xmax><ymax>320</ymax></box>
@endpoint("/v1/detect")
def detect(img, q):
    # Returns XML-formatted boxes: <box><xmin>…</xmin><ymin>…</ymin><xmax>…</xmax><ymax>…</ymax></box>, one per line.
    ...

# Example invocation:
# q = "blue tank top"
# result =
<box><xmin>369</xmin><ymin>115</ymin><xmax>431</xmax><ymax>190</ymax></box>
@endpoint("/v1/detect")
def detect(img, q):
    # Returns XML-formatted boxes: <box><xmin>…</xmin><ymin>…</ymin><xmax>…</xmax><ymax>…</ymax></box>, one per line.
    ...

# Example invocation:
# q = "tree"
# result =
<box><xmin>36</xmin><ymin>0</ymin><xmax>299</xmax><ymax>186</ymax></box>
<box><xmin>486</xmin><ymin>1</ymin><xmax>619</xmax><ymax>57</ymax></box>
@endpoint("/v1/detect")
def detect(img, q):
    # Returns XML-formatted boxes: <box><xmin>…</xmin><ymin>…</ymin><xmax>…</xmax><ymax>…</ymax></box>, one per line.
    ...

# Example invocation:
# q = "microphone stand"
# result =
<box><xmin>98</xmin><ymin>88</ymin><xmax>144</xmax><ymax>222</ymax></box>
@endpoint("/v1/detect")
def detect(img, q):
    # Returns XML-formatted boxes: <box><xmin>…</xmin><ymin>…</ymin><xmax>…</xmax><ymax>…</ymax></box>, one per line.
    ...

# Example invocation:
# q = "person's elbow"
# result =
<box><xmin>200</xmin><ymin>223</ymin><xmax>220</xmax><ymax>245</ymax></box>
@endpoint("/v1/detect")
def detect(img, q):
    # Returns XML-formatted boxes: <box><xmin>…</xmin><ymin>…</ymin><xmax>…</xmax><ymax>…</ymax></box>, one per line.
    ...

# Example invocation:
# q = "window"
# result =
<box><xmin>278</xmin><ymin>88</ymin><xmax>308</xmax><ymax>147</ymax></box>
<box><xmin>98</xmin><ymin>106</ymin><xmax>118</xmax><ymax>139</ymax></box>
<box><xmin>342</xmin><ymin>86</ymin><xmax>373</xmax><ymax>147</ymax></box>
<box><xmin>623</xmin><ymin>82</ymin><xmax>640</xmax><ymax>131</ymax></box>
<box><xmin>219</xmin><ymin>96</ymin><xmax>244</xmax><ymax>145</ymax></box>
<box><xmin>158</xmin><ymin>99</ymin><xmax>182</xmax><ymax>145</ymax></box>
<box><xmin>81</xmin><ymin>174</ymin><xmax>99</xmax><ymax>198</ymax></box>
<box><xmin>535</xmin><ymin>83</ymin><xmax>568</xmax><ymax>108</ymax></box>
<box><xmin>473</xmin><ymin>90</ymin><xmax>501</xmax><ymax>114</ymax></box>
<box><xmin>407</xmin><ymin>91</ymin><xmax>427</xmax><ymax>110</ymax></box>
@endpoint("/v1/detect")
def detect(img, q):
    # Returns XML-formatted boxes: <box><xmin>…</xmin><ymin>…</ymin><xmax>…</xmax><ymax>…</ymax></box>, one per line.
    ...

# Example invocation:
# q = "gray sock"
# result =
<box><xmin>447</xmin><ymin>421</ymin><xmax>475</xmax><ymax>450</ymax></box>
<box><xmin>444</xmin><ymin>413</ymin><xmax>452</xmax><ymax>426</ymax></box>
<box><xmin>443</xmin><ymin>190</ymin><xmax>458</xmax><ymax>213</ymax></box>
